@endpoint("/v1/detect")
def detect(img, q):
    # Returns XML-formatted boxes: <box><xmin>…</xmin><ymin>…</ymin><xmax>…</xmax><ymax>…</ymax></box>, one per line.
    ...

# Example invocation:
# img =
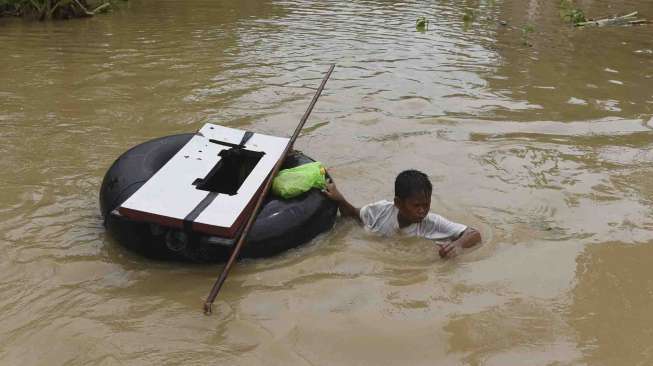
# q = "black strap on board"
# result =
<box><xmin>239</xmin><ymin>131</ymin><xmax>254</xmax><ymax>146</ymax></box>
<box><xmin>183</xmin><ymin>192</ymin><xmax>219</xmax><ymax>232</ymax></box>
<box><xmin>183</xmin><ymin>131</ymin><xmax>254</xmax><ymax>231</ymax></box>
<box><xmin>209</xmin><ymin>130</ymin><xmax>254</xmax><ymax>149</ymax></box>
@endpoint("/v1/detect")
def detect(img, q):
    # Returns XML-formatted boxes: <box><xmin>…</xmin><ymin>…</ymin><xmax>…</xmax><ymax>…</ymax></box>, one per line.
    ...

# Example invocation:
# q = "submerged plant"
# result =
<box><xmin>462</xmin><ymin>8</ymin><xmax>476</xmax><ymax>23</ymax></box>
<box><xmin>416</xmin><ymin>16</ymin><xmax>428</xmax><ymax>31</ymax></box>
<box><xmin>520</xmin><ymin>23</ymin><xmax>534</xmax><ymax>46</ymax></box>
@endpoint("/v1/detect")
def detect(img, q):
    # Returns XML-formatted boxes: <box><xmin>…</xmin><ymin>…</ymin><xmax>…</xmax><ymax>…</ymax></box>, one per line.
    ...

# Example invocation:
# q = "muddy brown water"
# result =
<box><xmin>1</xmin><ymin>0</ymin><xmax>653</xmax><ymax>364</ymax></box>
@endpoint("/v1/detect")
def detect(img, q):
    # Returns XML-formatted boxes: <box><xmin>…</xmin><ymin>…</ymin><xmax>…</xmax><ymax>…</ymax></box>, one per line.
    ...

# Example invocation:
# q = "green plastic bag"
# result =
<box><xmin>272</xmin><ymin>162</ymin><xmax>327</xmax><ymax>199</ymax></box>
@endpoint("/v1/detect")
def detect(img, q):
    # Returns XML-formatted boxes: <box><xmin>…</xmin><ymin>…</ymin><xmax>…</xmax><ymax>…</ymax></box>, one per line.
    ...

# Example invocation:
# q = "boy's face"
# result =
<box><xmin>395</xmin><ymin>192</ymin><xmax>431</xmax><ymax>224</ymax></box>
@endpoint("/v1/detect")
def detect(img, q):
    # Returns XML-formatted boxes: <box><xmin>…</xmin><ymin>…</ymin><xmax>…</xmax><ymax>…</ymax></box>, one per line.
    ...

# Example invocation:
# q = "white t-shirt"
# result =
<box><xmin>359</xmin><ymin>200</ymin><xmax>467</xmax><ymax>240</ymax></box>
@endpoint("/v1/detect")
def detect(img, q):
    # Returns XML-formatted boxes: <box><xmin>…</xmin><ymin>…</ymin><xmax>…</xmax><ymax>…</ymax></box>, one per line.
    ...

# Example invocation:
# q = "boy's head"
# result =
<box><xmin>394</xmin><ymin>170</ymin><xmax>432</xmax><ymax>224</ymax></box>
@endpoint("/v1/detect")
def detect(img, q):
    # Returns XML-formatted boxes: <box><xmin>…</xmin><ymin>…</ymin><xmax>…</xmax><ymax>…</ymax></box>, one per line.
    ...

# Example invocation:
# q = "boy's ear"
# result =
<box><xmin>393</xmin><ymin>196</ymin><xmax>402</xmax><ymax>206</ymax></box>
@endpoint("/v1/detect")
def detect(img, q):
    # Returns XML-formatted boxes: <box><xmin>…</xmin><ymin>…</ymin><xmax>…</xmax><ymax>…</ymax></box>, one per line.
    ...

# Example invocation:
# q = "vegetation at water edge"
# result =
<box><xmin>0</xmin><ymin>0</ymin><xmax>119</xmax><ymax>20</ymax></box>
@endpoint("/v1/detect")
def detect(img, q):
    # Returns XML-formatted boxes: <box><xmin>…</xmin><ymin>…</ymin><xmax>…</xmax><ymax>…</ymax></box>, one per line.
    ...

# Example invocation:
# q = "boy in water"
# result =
<box><xmin>323</xmin><ymin>169</ymin><xmax>481</xmax><ymax>258</ymax></box>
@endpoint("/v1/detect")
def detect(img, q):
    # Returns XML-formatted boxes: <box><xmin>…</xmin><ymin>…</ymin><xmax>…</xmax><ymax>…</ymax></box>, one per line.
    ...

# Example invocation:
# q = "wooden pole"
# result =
<box><xmin>203</xmin><ymin>64</ymin><xmax>335</xmax><ymax>315</ymax></box>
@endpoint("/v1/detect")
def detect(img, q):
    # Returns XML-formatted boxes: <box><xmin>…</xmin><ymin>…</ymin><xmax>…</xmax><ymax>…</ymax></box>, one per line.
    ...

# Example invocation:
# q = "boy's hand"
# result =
<box><xmin>437</xmin><ymin>228</ymin><xmax>482</xmax><ymax>259</ymax></box>
<box><xmin>322</xmin><ymin>182</ymin><xmax>344</xmax><ymax>202</ymax></box>
<box><xmin>321</xmin><ymin>180</ymin><xmax>361</xmax><ymax>221</ymax></box>
<box><xmin>436</xmin><ymin>242</ymin><xmax>459</xmax><ymax>259</ymax></box>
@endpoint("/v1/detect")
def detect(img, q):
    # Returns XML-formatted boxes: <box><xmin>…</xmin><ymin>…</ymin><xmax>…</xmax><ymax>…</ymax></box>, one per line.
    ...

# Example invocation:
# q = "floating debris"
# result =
<box><xmin>575</xmin><ymin>11</ymin><xmax>649</xmax><ymax>27</ymax></box>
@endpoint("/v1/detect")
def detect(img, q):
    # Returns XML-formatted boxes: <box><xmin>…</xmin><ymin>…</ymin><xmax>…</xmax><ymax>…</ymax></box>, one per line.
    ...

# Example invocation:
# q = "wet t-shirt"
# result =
<box><xmin>359</xmin><ymin>200</ymin><xmax>467</xmax><ymax>240</ymax></box>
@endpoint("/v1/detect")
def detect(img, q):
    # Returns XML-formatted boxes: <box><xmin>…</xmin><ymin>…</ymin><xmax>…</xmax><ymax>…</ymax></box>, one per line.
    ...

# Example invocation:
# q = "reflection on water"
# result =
<box><xmin>1</xmin><ymin>0</ymin><xmax>652</xmax><ymax>364</ymax></box>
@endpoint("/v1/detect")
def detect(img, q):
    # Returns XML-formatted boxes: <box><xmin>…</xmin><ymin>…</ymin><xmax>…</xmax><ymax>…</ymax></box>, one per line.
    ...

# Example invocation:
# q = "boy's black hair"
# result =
<box><xmin>394</xmin><ymin>170</ymin><xmax>432</xmax><ymax>199</ymax></box>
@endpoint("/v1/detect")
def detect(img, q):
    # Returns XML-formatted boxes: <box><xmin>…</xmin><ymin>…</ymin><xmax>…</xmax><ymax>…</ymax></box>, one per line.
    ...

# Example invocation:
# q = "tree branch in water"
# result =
<box><xmin>576</xmin><ymin>11</ymin><xmax>649</xmax><ymax>27</ymax></box>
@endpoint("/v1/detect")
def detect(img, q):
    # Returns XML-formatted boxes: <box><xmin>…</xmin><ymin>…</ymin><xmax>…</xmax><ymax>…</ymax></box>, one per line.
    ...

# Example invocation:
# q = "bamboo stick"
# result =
<box><xmin>203</xmin><ymin>64</ymin><xmax>336</xmax><ymax>315</ymax></box>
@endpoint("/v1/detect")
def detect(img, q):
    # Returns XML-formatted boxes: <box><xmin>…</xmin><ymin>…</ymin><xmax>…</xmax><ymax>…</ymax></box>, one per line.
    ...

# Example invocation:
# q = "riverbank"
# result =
<box><xmin>0</xmin><ymin>0</ymin><xmax>114</xmax><ymax>20</ymax></box>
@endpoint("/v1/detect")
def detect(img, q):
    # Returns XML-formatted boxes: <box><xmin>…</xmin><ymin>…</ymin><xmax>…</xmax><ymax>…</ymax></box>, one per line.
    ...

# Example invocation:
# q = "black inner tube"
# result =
<box><xmin>100</xmin><ymin>133</ymin><xmax>337</xmax><ymax>262</ymax></box>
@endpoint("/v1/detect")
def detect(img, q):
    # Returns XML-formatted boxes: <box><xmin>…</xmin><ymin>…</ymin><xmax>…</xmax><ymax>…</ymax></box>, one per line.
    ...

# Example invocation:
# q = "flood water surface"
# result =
<box><xmin>1</xmin><ymin>0</ymin><xmax>653</xmax><ymax>365</ymax></box>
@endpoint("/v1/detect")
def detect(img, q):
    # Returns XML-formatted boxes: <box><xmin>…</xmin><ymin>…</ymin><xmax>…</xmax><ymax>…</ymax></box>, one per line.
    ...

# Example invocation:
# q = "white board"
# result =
<box><xmin>119</xmin><ymin>123</ymin><xmax>289</xmax><ymax>237</ymax></box>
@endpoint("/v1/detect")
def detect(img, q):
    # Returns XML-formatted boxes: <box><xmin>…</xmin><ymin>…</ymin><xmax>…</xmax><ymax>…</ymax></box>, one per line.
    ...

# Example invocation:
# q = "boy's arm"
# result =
<box><xmin>322</xmin><ymin>182</ymin><xmax>361</xmax><ymax>222</ymax></box>
<box><xmin>438</xmin><ymin>227</ymin><xmax>482</xmax><ymax>259</ymax></box>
